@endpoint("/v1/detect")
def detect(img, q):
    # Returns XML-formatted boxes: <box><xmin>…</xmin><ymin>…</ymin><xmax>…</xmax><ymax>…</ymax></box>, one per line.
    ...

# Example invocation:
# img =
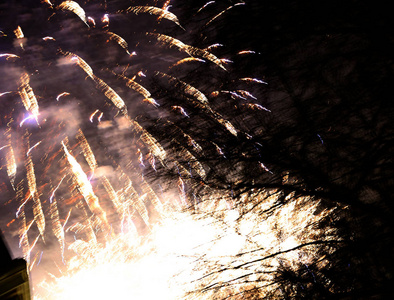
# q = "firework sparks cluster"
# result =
<box><xmin>0</xmin><ymin>1</ymin><xmax>344</xmax><ymax>299</ymax></box>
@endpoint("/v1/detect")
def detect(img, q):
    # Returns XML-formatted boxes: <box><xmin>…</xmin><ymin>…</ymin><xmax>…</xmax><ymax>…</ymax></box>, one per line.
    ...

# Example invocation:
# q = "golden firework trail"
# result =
<box><xmin>129</xmin><ymin>118</ymin><xmax>167</xmax><ymax>162</ymax></box>
<box><xmin>140</xmin><ymin>179</ymin><xmax>164</xmax><ymax>215</ymax></box>
<box><xmin>161</xmin><ymin>0</ymin><xmax>172</xmax><ymax>11</ymax></box>
<box><xmin>149</xmin><ymin>33</ymin><xmax>226</xmax><ymax>70</ymax></box>
<box><xmin>76</xmin><ymin>129</ymin><xmax>98</xmax><ymax>171</ymax></box>
<box><xmin>42</xmin><ymin>0</ymin><xmax>53</xmax><ymax>7</ymax></box>
<box><xmin>158</xmin><ymin>72</ymin><xmax>238</xmax><ymax>136</ymax></box>
<box><xmin>66</xmin><ymin>189</ymin><xmax>98</xmax><ymax>245</ymax></box>
<box><xmin>62</xmin><ymin>51</ymin><xmax>128</xmax><ymax>113</ymax></box>
<box><xmin>61</xmin><ymin>54</ymin><xmax>168</xmax><ymax>162</ymax></box>
<box><xmin>204</xmin><ymin>43</ymin><xmax>223</xmax><ymax>51</ymax></box>
<box><xmin>121</xmin><ymin>157</ymin><xmax>164</xmax><ymax>216</ymax></box>
<box><xmin>177</xmin><ymin>177</ymin><xmax>187</xmax><ymax>205</ymax></box>
<box><xmin>176</xmin><ymin>145</ymin><xmax>206</xmax><ymax>179</ymax></box>
<box><xmin>157</xmin><ymin>71</ymin><xmax>209</xmax><ymax>105</ymax></box>
<box><xmin>236</xmin><ymin>89</ymin><xmax>257</xmax><ymax>100</ymax></box>
<box><xmin>166</xmin><ymin>121</ymin><xmax>203</xmax><ymax>153</ymax></box>
<box><xmin>56</xmin><ymin>92</ymin><xmax>70</xmax><ymax>101</ymax></box>
<box><xmin>259</xmin><ymin>161</ymin><xmax>272</xmax><ymax>173</ymax></box>
<box><xmin>62</xmin><ymin>208</ymin><xmax>73</xmax><ymax>231</ymax></box>
<box><xmin>137</xmin><ymin>71</ymin><xmax>146</xmax><ymax>77</ymax></box>
<box><xmin>238</xmin><ymin>50</ymin><xmax>256</xmax><ymax>55</ymax></box>
<box><xmin>4</xmin><ymin>136</ymin><xmax>17</xmax><ymax>188</ymax></box>
<box><xmin>240</xmin><ymin>77</ymin><xmax>268</xmax><ymax>84</ymax></box>
<box><xmin>137</xmin><ymin>148</ymin><xmax>145</xmax><ymax>167</ymax></box>
<box><xmin>170</xmin><ymin>57</ymin><xmax>205</xmax><ymax>69</ymax></box>
<box><xmin>173</xmin><ymin>161</ymin><xmax>191</xmax><ymax>180</ymax></box>
<box><xmin>19</xmin><ymin>72</ymin><xmax>40</xmax><ymax>123</ymax></box>
<box><xmin>50</xmin><ymin>196</ymin><xmax>66</xmax><ymax>261</ymax></box>
<box><xmin>245</xmin><ymin>103</ymin><xmax>271</xmax><ymax>112</ymax></box>
<box><xmin>97</xmin><ymin>112</ymin><xmax>103</xmax><ymax>122</ymax></box>
<box><xmin>95</xmin><ymin>76</ymin><xmax>127</xmax><ymax>112</ymax></box>
<box><xmin>171</xmin><ymin>105</ymin><xmax>190</xmax><ymax>118</ymax></box>
<box><xmin>14</xmin><ymin>196</ymin><xmax>29</xmax><ymax>223</ymax></box>
<box><xmin>19</xmin><ymin>115</ymin><xmax>35</xmax><ymax>127</ymax></box>
<box><xmin>70</xmin><ymin>56</ymin><xmax>167</xmax><ymax>162</ymax></box>
<box><xmin>26</xmin><ymin>151</ymin><xmax>46</xmax><ymax>240</ymax></box>
<box><xmin>13</xmin><ymin>26</ymin><xmax>25</xmax><ymax>49</ymax></box>
<box><xmin>205</xmin><ymin>2</ymin><xmax>246</xmax><ymax>27</ymax></box>
<box><xmin>26</xmin><ymin>141</ymin><xmax>41</xmax><ymax>157</ymax></box>
<box><xmin>118</xmin><ymin>169</ymin><xmax>151</xmax><ymax>226</ymax></box>
<box><xmin>87</xmin><ymin>16</ymin><xmax>96</xmax><ymax>27</ymax></box>
<box><xmin>115</xmin><ymin>72</ymin><xmax>156</xmax><ymax>105</ymax></box>
<box><xmin>147</xmin><ymin>151</ymin><xmax>157</xmax><ymax>171</ymax></box>
<box><xmin>18</xmin><ymin>212</ymin><xmax>31</xmax><ymax>265</ymax></box>
<box><xmin>106</xmin><ymin>32</ymin><xmax>131</xmax><ymax>55</ymax></box>
<box><xmin>58</xmin><ymin>1</ymin><xmax>89</xmax><ymax>26</ymax></box>
<box><xmin>89</xmin><ymin>109</ymin><xmax>100</xmax><ymax>123</ymax></box>
<box><xmin>61</xmin><ymin>141</ymin><xmax>110</xmax><ymax>231</ymax></box>
<box><xmin>214</xmin><ymin>89</ymin><xmax>247</xmax><ymax>100</ymax></box>
<box><xmin>99</xmin><ymin>176</ymin><xmax>121</xmax><ymax>211</ymax></box>
<box><xmin>217</xmin><ymin>118</ymin><xmax>237</xmax><ymax>136</ymax></box>
<box><xmin>126</xmin><ymin>6</ymin><xmax>185</xmax><ymax>30</ymax></box>
<box><xmin>212</xmin><ymin>142</ymin><xmax>226</xmax><ymax>158</ymax></box>
<box><xmin>63</xmin><ymin>52</ymin><xmax>94</xmax><ymax>79</ymax></box>
<box><xmin>143</xmin><ymin>97</ymin><xmax>160</xmax><ymax>107</ymax></box>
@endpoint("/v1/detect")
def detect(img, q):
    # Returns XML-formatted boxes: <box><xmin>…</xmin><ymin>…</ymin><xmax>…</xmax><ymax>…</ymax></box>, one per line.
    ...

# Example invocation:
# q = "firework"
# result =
<box><xmin>0</xmin><ymin>1</ymin><xmax>344</xmax><ymax>299</ymax></box>
<box><xmin>58</xmin><ymin>1</ymin><xmax>89</xmax><ymax>26</ymax></box>
<box><xmin>126</xmin><ymin>6</ymin><xmax>185</xmax><ymax>30</ymax></box>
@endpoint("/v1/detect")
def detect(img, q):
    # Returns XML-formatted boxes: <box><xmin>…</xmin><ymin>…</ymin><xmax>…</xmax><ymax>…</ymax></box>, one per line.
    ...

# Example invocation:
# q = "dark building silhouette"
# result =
<box><xmin>0</xmin><ymin>232</ymin><xmax>31</xmax><ymax>300</ymax></box>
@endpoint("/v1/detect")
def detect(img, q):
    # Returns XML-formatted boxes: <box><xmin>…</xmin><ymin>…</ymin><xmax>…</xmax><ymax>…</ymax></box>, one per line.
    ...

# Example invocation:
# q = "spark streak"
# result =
<box><xmin>16</xmin><ymin>194</ymin><xmax>32</xmax><ymax>218</ymax></box>
<box><xmin>26</xmin><ymin>141</ymin><xmax>41</xmax><ymax>157</ymax></box>
<box><xmin>197</xmin><ymin>1</ymin><xmax>216</xmax><ymax>13</ymax></box>
<box><xmin>171</xmin><ymin>105</ymin><xmax>189</xmax><ymax>117</ymax></box>
<box><xmin>240</xmin><ymin>77</ymin><xmax>268</xmax><ymax>84</ymax></box>
<box><xmin>205</xmin><ymin>2</ymin><xmax>246</xmax><ymax>27</ymax></box>
<box><xmin>56</xmin><ymin>92</ymin><xmax>70</xmax><ymax>101</ymax></box>
<box><xmin>89</xmin><ymin>110</ymin><xmax>100</xmax><ymax>123</ymax></box>
<box><xmin>42</xmin><ymin>36</ymin><xmax>56</xmax><ymax>41</ymax></box>
<box><xmin>149</xmin><ymin>33</ymin><xmax>226</xmax><ymax>70</ymax></box>
<box><xmin>115</xmin><ymin>73</ymin><xmax>153</xmax><ymax>101</ymax></box>
<box><xmin>127</xmin><ymin>6</ymin><xmax>184</xmax><ymax>30</ymax></box>
<box><xmin>20</xmin><ymin>115</ymin><xmax>35</xmax><ymax>127</ymax></box>
<box><xmin>63</xmin><ymin>51</ymin><xmax>128</xmax><ymax>113</ymax></box>
<box><xmin>49</xmin><ymin>175</ymin><xmax>66</xmax><ymax>204</ymax></box>
<box><xmin>0</xmin><ymin>53</ymin><xmax>20</xmax><ymax>59</ymax></box>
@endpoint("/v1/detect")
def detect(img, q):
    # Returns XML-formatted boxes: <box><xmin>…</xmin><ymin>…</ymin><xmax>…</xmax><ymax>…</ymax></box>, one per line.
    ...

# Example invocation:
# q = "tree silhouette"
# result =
<box><xmin>207</xmin><ymin>1</ymin><xmax>394</xmax><ymax>298</ymax></box>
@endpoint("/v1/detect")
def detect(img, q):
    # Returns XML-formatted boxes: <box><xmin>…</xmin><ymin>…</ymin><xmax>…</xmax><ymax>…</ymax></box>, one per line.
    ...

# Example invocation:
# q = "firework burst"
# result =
<box><xmin>0</xmin><ymin>1</ymin><xmax>345</xmax><ymax>299</ymax></box>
